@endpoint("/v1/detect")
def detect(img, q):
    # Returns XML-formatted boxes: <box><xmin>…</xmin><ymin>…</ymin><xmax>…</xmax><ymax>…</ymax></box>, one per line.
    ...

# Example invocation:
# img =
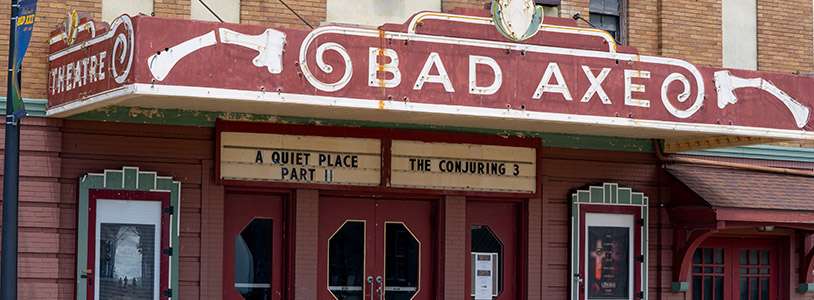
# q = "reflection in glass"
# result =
<box><xmin>471</xmin><ymin>226</ymin><xmax>503</xmax><ymax>299</ymax></box>
<box><xmin>235</xmin><ymin>219</ymin><xmax>272</xmax><ymax>300</ymax></box>
<box><xmin>385</xmin><ymin>223</ymin><xmax>419</xmax><ymax>300</ymax></box>
<box><xmin>99</xmin><ymin>223</ymin><xmax>155</xmax><ymax>299</ymax></box>
<box><xmin>329</xmin><ymin>221</ymin><xmax>365</xmax><ymax>300</ymax></box>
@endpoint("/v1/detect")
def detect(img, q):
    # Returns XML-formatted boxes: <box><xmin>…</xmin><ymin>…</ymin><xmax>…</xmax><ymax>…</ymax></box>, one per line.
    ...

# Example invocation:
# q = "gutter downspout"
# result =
<box><xmin>652</xmin><ymin>139</ymin><xmax>814</xmax><ymax>177</ymax></box>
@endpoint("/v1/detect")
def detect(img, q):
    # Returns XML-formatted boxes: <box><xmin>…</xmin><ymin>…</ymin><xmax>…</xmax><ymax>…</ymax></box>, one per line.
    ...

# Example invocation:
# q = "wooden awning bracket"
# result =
<box><xmin>671</xmin><ymin>228</ymin><xmax>717</xmax><ymax>292</ymax></box>
<box><xmin>798</xmin><ymin>232</ymin><xmax>814</xmax><ymax>293</ymax></box>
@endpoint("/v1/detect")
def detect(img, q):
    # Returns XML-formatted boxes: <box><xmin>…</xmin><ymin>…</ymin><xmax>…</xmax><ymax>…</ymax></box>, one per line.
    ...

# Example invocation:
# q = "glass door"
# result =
<box><xmin>691</xmin><ymin>238</ymin><xmax>778</xmax><ymax>300</ymax></box>
<box><xmin>319</xmin><ymin>197</ymin><xmax>433</xmax><ymax>300</ymax></box>
<box><xmin>224</xmin><ymin>193</ymin><xmax>286</xmax><ymax>300</ymax></box>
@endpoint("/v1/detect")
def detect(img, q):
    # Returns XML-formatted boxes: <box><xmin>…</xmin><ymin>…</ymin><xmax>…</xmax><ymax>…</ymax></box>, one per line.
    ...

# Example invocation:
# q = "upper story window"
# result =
<box><xmin>589</xmin><ymin>0</ymin><xmax>624</xmax><ymax>44</ymax></box>
<box><xmin>101</xmin><ymin>0</ymin><xmax>152</xmax><ymax>23</ymax></box>
<box><xmin>326</xmin><ymin>0</ymin><xmax>440</xmax><ymax>27</ymax></box>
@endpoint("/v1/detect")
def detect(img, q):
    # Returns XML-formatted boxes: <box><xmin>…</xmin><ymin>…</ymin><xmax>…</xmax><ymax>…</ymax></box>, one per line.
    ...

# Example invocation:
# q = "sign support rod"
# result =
<box><xmin>2</xmin><ymin>0</ymin><xmax>20</xmax><ymax>297</ymax></box>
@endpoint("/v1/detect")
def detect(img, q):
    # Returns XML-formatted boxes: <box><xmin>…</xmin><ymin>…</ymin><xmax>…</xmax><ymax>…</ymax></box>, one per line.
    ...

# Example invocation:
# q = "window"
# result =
<box><xmin>691</xmin><ymin>238</ymin><xmax>777</xmax><ymax>300</ymax></box>
<box><xmin>101</xmin><ymin>0</ymin><xmax>152</xmax><ymax>24</ymax></box>
<box><xmin>721</xmin><ymin>0</ymin><xmax>757</xmax><ymax>70</ymax></box>
<box><xmin>589</xmin><ymin>0</ymin><xmax>624</xmax><ymax>43</ymax></box>
<box><xmin>326</xmin><ymin>0</ymin><xmax>440</xmax><ymax>27</ymax></box>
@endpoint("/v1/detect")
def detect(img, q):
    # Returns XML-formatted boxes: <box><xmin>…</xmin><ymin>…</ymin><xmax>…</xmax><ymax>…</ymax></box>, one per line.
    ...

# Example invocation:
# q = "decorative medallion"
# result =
<box><xmin>491</xmin><ymin>0</ymin><xmax>544</xmax><ymax>41</ymax></box>
<box><xmin>61</xmin><ymin>10</ymin><xmax>81</xmax><ymax>45</ymax></box>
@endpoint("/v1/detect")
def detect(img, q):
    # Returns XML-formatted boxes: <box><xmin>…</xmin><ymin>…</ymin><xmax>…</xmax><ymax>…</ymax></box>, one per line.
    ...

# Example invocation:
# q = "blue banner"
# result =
<box><xmin>10</xmin><ymin>0</ymin><xmax>37</xmax><ymax>120</ymax></box>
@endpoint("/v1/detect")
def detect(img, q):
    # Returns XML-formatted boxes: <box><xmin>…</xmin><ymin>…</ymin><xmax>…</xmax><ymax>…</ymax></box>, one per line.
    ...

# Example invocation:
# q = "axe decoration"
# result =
<box><xmin>219</xmin><ymin>28</ymin><xmax>286</xmax><ymax>74</ymax></box>
<box><xmin>148</xmin><ymin>30</ymin><xmax>218</xmax><ymax>81</ymax></box>
<box><xmin>148</xmin><ymin>28</ymin><xmax>287</xmax><ymax>81</ymax></box>
<box><xmin>714</xmin><ymin>70</ymin><xmax>811</xmax><ymax>128</ymax></box>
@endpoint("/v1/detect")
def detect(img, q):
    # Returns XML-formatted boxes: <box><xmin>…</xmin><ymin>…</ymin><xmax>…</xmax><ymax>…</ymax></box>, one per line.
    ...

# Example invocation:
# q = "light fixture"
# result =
<box><xmin>757</xmin><ymin>225</ymin><xmax>775</xmax><ymax>232</ymax></box>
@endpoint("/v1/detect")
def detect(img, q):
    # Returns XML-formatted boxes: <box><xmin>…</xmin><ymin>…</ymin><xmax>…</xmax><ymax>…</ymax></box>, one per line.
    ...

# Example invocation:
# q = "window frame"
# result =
<box><xmin>76</xmin><ymin>167</ymin><xmax>181</xmax><ymax>300</ymax></box>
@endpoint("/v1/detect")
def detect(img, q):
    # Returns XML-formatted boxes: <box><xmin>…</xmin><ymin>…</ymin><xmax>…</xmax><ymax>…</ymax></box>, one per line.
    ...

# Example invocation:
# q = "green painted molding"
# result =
<box><xmin>66</xmin><ymin>106</ymin><xmax>656</xmax><ymax>152</ymax></box>
<box><xmin>798</xmin><ymin>283</ymin><xmax>814</xmax><ymax>293</ymax></box>
<box><xmin>0</xmin><ymin>97</ymin><xmax>47</xmax><ymax>117</ymax></box>
<box><xmin>671</xmin><ymin>281</ymin><xmax>689</xmax><ymax>292</ymax></box>
<box><xmin>76</xmin><ymin>167</ymin><xmax>181</xmax><ymax>300</ymax></box>
<box><xmin>686</xmin><ymin>144</ymin><xmax>814</xmax><ymax>162</ymax></box>
<box><xmin>570</xmin><ymin>183</ymin><xmax>649</xmax><ymax>300</ymax></box>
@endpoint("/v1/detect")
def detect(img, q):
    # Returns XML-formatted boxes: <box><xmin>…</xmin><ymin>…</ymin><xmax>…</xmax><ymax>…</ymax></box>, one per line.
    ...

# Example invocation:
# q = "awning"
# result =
<box><xmin>665</xmin><ymin>163</ymin><xmax>814</xmax><ymax>229</ymax></box>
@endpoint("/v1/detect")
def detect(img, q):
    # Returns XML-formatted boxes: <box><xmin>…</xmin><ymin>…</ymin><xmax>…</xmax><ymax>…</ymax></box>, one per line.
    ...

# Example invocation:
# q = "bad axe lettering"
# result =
<box><xmin>254</xmin><ymin>150</ymin><xmax>359</xmax><ymax>182</ymax></box>
<box><xmin>147</xmin><ymin>26</ymin><xmax>810</xmax><ymax>128</ymax></box>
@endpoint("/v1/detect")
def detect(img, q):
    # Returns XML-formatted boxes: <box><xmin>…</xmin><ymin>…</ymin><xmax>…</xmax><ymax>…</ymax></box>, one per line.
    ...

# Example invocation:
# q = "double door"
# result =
<box><xmin>692</xmin><ymin>238</ymin><xmax>778</xmax><ymax>300</ymax></box>
<box><xmin>319</xmin><ymin>197</ymin><xmax>434</xmax><ymax>300</ymax></box>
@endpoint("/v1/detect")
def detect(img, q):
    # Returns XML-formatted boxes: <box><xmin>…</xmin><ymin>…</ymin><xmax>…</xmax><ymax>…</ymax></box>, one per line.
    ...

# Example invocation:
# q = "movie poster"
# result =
<box><xmin>587</xmin><ymin>226</ymin><xmax>630</xmax><ymax>299</ymax></box>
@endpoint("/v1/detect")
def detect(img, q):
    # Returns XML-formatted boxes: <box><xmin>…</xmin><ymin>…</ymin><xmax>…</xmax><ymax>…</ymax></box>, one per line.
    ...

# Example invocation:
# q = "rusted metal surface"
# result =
<box><xmin>46</xmin><ymin>9</ymin><xmax>814</xmax><ymax>138</ymax></box>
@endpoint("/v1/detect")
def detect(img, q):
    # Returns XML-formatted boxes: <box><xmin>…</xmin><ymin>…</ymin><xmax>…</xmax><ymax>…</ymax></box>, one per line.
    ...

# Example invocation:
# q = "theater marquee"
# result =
<box><xmin>47</xmin><ymin>10</ymin><xmax>814</xmax><ymax>150</ymax></box>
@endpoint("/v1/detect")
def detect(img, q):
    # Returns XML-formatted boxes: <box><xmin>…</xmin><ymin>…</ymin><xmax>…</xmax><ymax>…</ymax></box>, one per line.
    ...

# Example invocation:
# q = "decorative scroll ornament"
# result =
<box><xmin>491</xmin><ymin>0</ymin><xmax>544</xmax><ymax>41</ymax></box>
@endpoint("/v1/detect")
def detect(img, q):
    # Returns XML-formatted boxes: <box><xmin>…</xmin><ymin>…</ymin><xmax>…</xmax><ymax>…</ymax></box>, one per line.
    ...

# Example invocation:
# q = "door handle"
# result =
<box><xmin>367</xmin><ymin>276</ymin><xmax>374</xmax><ymax>300</ymax></box>
<box><xmin>376</xmin><ymin>276</ymin><xmax>383</xmax><ymax>300</ymax></box>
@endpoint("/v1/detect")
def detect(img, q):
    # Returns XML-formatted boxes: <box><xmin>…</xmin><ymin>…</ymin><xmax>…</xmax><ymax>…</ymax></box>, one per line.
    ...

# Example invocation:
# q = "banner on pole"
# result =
<box><xmin>11</xmin><ymin>0</ymin><xmax>37</xmax><ymax>120</ymax></box>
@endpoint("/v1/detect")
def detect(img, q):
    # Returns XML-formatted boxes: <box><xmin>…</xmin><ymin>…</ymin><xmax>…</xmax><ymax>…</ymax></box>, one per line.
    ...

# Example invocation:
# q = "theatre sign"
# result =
<box><xmin>47</xmin><ymin>8</ymin><xmax>814</xmax><ymax>151</ymax></box>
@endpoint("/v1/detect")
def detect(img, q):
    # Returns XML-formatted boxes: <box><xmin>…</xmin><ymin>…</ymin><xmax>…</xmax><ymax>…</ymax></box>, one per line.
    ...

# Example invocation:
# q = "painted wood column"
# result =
<box><xmin>444</xmin><ymin>195</ymin><xmax>466</xmax><ymax>298</ymax></box>
<box><xmin>294</xmin><ymin>189</ymin><xmax>319</xmax><ymax>300</ymax></box>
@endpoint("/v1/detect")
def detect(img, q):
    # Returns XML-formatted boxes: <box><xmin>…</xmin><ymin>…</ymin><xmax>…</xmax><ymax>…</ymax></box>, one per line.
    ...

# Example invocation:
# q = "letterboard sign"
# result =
<box><xmin>220</xmin><ymin>132</ymin><xmax>381</xmax><ymax>186</ymax></box>
<box><xmin>390</xmin><ymin>140</ymin><xmax>536</xmax><ymax>193</ymax></box>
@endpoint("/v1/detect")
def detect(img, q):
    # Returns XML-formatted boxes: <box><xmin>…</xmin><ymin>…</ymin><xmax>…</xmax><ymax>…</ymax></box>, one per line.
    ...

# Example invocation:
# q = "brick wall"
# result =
<box><xmin>443</xmin><ymin>196</ymin><xmax>466</xmax><ymax>298</ymax></box>
<box><xmin>757</xmin><ymin>0</ymin><xmax>814</xmax><ymax>74</ymax></box>
<box><xmin>0</xmin><ymin>118</ymin><xmax>214</xmax><ymax>298</ymax></box>
<box><xmin>294</xmin><ymin>189</ymin><xmax>319</xmax><ymax>300</ymax></box>
<box><xmin>241</xmin><ymin>0</ymin><xmax>325</xmax><ymax>29</ymax></box>
<box><xmin>154</xmin><ymin>0</ymin><xmax>190</xmax><ymax>20</ymax></box>
<box><xmin>659</xmin><ymin>0</ymin><xmax>722</xmax><ymax>67</ymax></box>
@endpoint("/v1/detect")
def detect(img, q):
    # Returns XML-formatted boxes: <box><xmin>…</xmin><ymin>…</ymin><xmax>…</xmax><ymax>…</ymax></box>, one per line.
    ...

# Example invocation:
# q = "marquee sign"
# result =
<box><xmin>46</xmin><ymin>9</ymin><xmax>814</xmax><ymax>142</ymax></box>
<box><xmin>390</xmin><ymin>140</ymin><xmax>537</xmax><ymax>193</ymax></box>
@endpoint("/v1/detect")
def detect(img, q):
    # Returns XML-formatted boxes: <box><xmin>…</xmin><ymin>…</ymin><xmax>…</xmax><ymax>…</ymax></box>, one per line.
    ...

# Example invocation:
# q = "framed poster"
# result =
<box><xmin>571</xmin><ymin>183</ymin><xmax>648</xmax><ymax>300</ymax></box>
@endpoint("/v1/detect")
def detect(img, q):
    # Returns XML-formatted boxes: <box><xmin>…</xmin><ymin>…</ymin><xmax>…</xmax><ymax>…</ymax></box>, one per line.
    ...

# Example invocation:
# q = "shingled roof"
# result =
<box><xmin>664</xmin><ymin>164</ymin><xmax>814</xmax><ymax>211</ymax></box>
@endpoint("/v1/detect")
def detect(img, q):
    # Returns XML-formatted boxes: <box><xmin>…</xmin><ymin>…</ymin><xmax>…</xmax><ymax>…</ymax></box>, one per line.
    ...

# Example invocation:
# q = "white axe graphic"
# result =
<box><xmin>714</xmin><ymin>70</ymin><xmax>811</xmax><ymax>128</ymax></box>
<box><xmin>148</xmin><ymin>28</ymin><xmax>286</xmax><ymax>81</ymax></box>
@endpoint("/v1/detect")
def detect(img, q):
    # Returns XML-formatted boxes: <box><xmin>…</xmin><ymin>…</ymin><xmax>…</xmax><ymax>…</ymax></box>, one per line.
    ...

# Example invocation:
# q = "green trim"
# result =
<box><xmin>671</xmin><ymin>281</ymin><xmax>689</xmax><ymax>292</ymax></box>
<box><xmin>571</xmin><ymin>183</ymin><xmax>649</xmax><ymax>300</ymax></box>
<box><xmin>76</xmin><ymin>167</ymin><xmax>181</xmax><ymax>300</ymax></box>
<box><xmin>0</xmin><ymin>97</ymin><xmax>47</xmax><ymax>117</ymax></box>
<box><xmin>798</xmin><ymin>283</ymin><xmax>814</xmax><ymax>293</ymax></box>
<box><xmin>686</xmin><ymin>144</ymin><xmax>814</xmax><ymax>162</ymax></box>
<box><xmin>66</xmin><ymin>106</ymin><xmax>656</xmax><ymax>152</ymax></box>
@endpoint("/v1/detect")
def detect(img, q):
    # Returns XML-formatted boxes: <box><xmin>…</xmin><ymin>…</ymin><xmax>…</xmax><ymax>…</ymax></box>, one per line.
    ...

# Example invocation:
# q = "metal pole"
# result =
<box><xmin>1</xmin><ymin>0</ymin><xmax>20</xmax><ymax>297</ymax></box>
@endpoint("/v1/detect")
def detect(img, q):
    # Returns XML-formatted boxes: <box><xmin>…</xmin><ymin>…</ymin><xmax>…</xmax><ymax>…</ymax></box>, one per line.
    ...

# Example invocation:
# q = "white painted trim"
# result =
<box><xmin>584</xmin><ymin>213</ymin><xmax>635</xmax><ymax>300</ymax></box>
<box><xmin>298</xmin><ymin>26</ymin><xmax>704</xmax><ymax>119</ymax></box>
<box><xmin>46</xmin><ymin>83</ymin><xmax>814</xmax><ymax>140</ymax></box>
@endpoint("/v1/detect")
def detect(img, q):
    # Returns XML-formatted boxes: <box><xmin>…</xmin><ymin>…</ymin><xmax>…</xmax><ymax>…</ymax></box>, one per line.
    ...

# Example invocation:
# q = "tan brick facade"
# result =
<box><xmin>757</xmin><ymin>0</ymin><xmax>814</xmax><ymax>74</ymax></box>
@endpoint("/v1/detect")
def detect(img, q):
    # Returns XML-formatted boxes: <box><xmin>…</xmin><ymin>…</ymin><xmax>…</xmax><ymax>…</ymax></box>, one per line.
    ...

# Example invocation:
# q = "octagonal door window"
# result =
<box><xmin>235</xmin><ymin>219</ymin><xmax>272</xmax><ymax>299</ymax></box>
<box><xmin>384</xmin><ymin>222</ymin><xmax>419</xmax><ymax>300</ymax></box>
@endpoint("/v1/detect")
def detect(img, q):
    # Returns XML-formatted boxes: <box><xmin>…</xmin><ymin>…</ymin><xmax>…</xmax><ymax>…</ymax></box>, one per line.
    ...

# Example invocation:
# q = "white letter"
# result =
<box><xmin>65</xmin><ymin>62</ymin><xmax>74</xmax><ymax>91</ymax></box>
<box><xmin>414</xmin><ymin>52</ymin><xmax>454</xmax><ymax>92</ymax></box>
<box><xmin>580</xmin><ymin>66</ymin><xmax>611</xmax><ymax>104</ymax></box>
<box><xmin>624</xmin><ymin>69</ymin><xmax>650</xmax><ymax>107</ymax></box>
<box><xmin>49</xmin><ymin>69</ymin><xmax>58</xmax><ymax>95</ymax></box>
<box><xmin>368</xmin><ymin>47</ymin><xmax>401</xmax><ymax>88</ymax></box>
<box><xmin>73</xmin><ymin>59</ymin><xmax>83</xmax><ymax>88</ymax></box>
<box><xmin>89</xmin><ymin>55</ymin><xmax>98</xmax><ymax>83</ymax></box>
<box><xmin>98</xmin><ymin>51</ymin><xmax>107</xmax><ymax>81</ymax></box>
<box><xmin>81</xmin><ymin>57</ymin><xmax>89</xmax><ymax>86</ymax></box>
<box><xmin>469</xmin><ymin>55</ymin><xmax>502</xmax><ymax>95</ymax></box>
<box><xmin>533</xmin><ymin>62</ymin><xmax>572</xmax><ymax>100</ymax></box>
<box><xmin>57</xmin><ymin>65</ymin><xmax>65</xmax><ymax>93</ymax></box>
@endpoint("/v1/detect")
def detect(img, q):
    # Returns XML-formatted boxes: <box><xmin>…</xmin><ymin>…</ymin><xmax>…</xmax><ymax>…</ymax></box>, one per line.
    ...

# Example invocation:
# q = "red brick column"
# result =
<box><xmin>294</xmin><ymin>189</ymin><xmax>319</xmax><ymax>300</ymax></box>
<box><xmin>199</xmin><ymin>161</ymin><xmax>224</xmax><ymax>298</ymax></box>
<box><xmin>528</xmin><ymin>193</ymin><xmax>543</xmax><ymax>299</ymax></box>
<box><xmin>444</xmin><ymin>195</ymin><xmax>466</xmax><ymax>298</ymax></box>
